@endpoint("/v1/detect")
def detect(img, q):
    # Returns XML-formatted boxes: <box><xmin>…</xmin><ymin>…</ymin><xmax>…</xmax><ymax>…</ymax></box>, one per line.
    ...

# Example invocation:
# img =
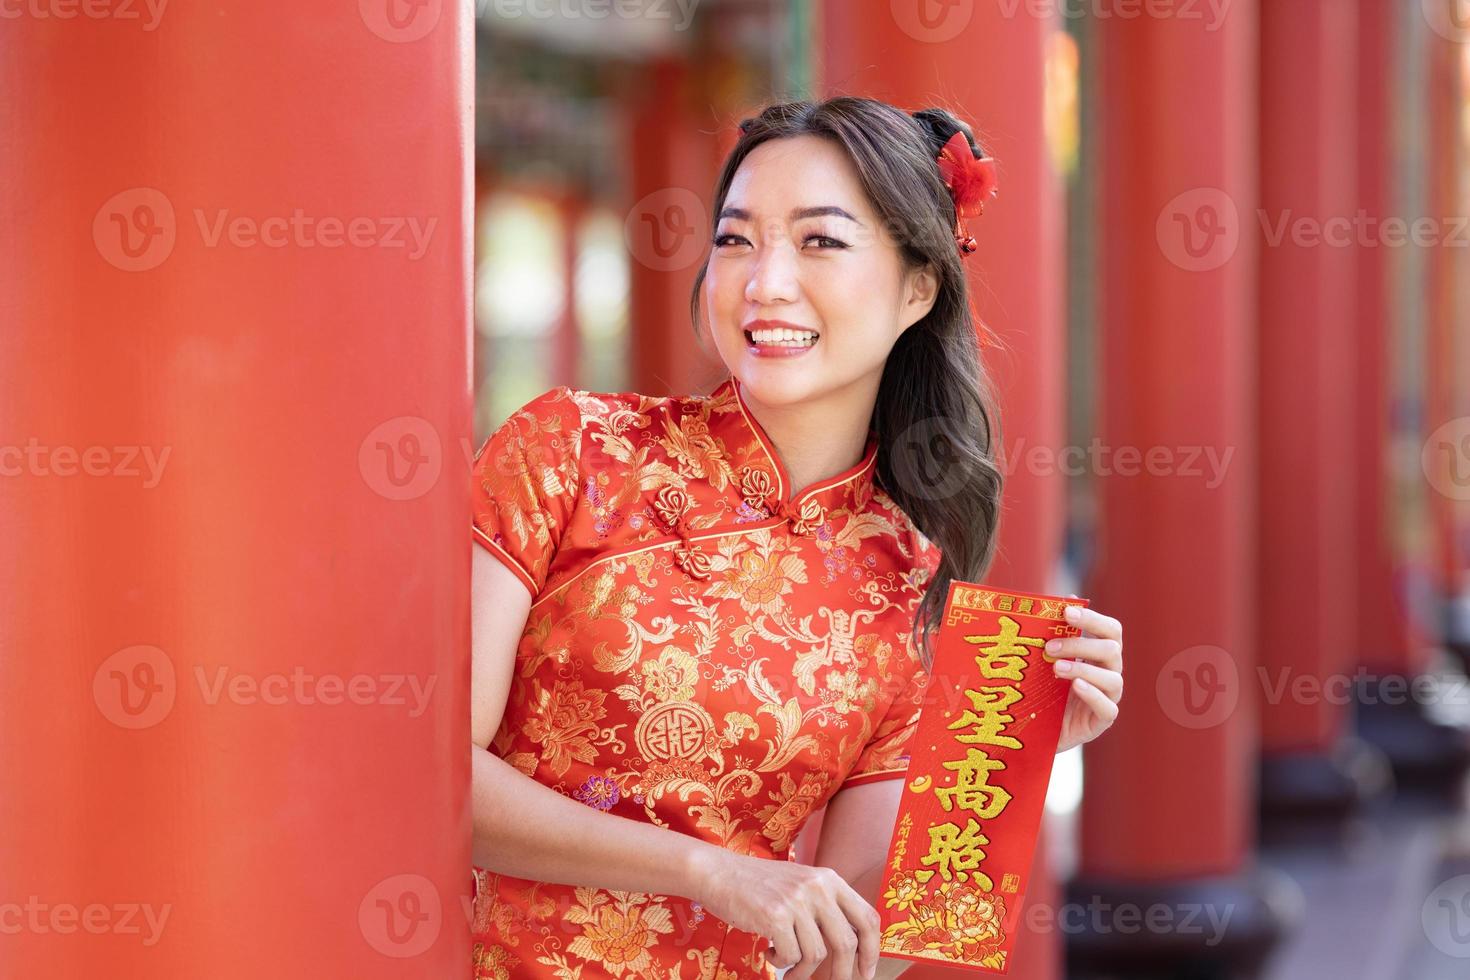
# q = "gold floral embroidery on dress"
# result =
<box><xmin>469</xmin><ymin>376</ymin><xmax>944</xmax><ymax>980</ymax></box>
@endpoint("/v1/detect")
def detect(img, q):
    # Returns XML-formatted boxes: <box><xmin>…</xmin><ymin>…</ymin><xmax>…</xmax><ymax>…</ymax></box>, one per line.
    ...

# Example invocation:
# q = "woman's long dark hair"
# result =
<box><xmin>688</xmin><ymin>96</ymin><xmax>1006</xmax><ymax>672</ymax></box>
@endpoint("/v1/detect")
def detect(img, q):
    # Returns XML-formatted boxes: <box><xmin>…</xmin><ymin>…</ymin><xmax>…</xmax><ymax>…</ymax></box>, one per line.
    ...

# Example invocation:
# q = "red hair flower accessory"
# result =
<box><xmin>936</xmin><ymin>130</ymin><xmax>998</xmax><ymax>256</ymax></box>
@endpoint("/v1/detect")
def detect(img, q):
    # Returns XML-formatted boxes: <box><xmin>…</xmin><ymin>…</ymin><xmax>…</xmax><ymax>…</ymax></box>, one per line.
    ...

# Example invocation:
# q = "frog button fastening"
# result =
<box><xmin>672</xmin><ymin>540</ymin><xmax>712</xmax><ymax>580</ymax></box>
<box><xmin>654</xmin><ymin>485</ymin><xmax>711</xmax><ymax>580</ymax></box>
<box><xmin>738</xmin><ymin>465</ymin><xmax>775</xmax><ymax>517</ymax></box>
<box><xmin>779</xmin><ymin>496</ymin><xmax>827</xmax><ymax>537</ymax></box>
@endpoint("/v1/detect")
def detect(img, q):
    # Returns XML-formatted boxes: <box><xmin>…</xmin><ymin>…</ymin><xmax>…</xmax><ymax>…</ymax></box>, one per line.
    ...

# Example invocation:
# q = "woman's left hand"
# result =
<box><xmin>1048</xmin><ymin>602</ymin><xmax>1123</xmax><ymax>754</ymax></box>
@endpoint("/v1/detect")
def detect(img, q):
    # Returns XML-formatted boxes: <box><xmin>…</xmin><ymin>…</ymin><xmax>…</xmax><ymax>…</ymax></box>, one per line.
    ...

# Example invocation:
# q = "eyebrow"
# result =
<box><xmin>717</xmin><ymin>205</ymin><xmax>864</xmax><ymax>226</ymax></box>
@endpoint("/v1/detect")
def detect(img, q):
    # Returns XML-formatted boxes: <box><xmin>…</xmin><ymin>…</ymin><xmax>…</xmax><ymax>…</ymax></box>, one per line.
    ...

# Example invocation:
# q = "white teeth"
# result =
<box><xmin>748</xmin><ymin>327</ymin><xmax>818</xmax><ymax>346</ymax></box>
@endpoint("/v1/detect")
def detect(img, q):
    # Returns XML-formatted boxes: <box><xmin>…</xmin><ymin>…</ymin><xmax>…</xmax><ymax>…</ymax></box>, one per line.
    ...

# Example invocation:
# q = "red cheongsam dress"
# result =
<box><xmin>470</xmin><ymin>374</ymin><xmax>942</xmax><ymax>980</ymax></box>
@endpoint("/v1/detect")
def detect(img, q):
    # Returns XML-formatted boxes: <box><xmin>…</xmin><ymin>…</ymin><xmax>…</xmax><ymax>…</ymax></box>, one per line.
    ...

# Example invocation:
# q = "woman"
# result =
<box><xmin>469</xmin><ymin>96</ymin><xmax>1124</xmax><ymax>980</ymax></box>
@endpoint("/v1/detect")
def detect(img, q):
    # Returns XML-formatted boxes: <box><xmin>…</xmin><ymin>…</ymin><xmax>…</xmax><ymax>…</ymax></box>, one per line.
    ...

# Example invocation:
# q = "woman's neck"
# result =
<box><xmin>741</xmin><ymin>378</ymin><xmax>877</xmax><ymax>499</ymax></box>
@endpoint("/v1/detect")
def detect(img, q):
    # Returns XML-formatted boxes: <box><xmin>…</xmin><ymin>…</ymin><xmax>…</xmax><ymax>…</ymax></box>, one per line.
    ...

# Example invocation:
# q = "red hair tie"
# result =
<box><xmin>936</xmin><ymin>130</ymin><xmax>998</xmax><ymax>257</ymax></box>
<box><xmin>935</xmin><ymin>129</ymin><xmax>1001</xmax><ymax>348</ymax></box>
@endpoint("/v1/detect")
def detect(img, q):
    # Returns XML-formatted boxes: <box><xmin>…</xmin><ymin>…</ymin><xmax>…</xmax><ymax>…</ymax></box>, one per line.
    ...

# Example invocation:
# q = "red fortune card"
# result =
<box><xmin>875</xmin><ymin>582</ymin><xmax>1088</xmax><ymax>974</ymax></box>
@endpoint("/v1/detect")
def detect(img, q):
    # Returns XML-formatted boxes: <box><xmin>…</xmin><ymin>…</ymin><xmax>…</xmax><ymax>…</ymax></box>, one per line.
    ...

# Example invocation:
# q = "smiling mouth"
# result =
<box><xmin>744</xmin><ymin>328</ymin><xmax>820</xmax><ymax>348</ymax></box>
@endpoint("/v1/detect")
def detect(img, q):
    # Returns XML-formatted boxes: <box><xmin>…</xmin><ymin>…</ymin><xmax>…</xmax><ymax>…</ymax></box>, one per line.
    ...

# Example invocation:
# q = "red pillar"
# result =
<box><xmin>1352</xmin><ymin>1</ymin><xmax>1470</xmax><ymax>787</ymax></box>
<box><xmin>1</xmin><ymin>6</ymin><xmax>472</xmax><ymax>978</ymax></box>
<box><xmin>555</xmin><ymin>191</ymin><xmax>586</xmax><ymax>384</ymax></box>
<box><xmin>1075</xmin><ymin>1</ymin><xmax>1292</xmax><ymax>973</ymax></box>
<box><xmin>1426</xmin><ymin>6</ymin><xmax>1469</xmax><ymax>625</ymax></box>
<box><xmin>817</xmin><ymin>5</ymin><xmax>1067</xmax><ymax>979</ymax></box>
<box><xmin>1254</xmin><ymin>0</ymin><xmax>1377</xmax><ymax>830</ymax></box>
<box><xmin>1354</xmin><ymin>1</ymin><xmax>1427</xmax><ymax>679</ymax></box>
<box><xmin>625</xmin><ymin>56</ymin><xmax>726</xmax><ymax>396</ymax></box>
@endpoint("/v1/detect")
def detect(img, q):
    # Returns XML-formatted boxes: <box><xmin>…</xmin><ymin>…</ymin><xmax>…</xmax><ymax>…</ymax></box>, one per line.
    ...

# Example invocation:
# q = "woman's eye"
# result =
<box><xmin>711</xmin><ymin>232</ymin><xmax>846</xmax><ymax>249</ymax></box>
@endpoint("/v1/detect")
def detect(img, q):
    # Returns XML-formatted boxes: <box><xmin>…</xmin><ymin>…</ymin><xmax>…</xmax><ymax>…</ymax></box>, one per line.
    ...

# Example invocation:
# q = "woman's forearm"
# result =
<box><xmin>471</xmin><ymin>746</ymin><xmax>721</xmax><ymax>900</ymax></box>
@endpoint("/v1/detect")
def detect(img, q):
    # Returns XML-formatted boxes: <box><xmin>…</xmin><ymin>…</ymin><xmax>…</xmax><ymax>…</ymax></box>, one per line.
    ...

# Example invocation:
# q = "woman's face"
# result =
<box><xmin>703</xmin><ymin>134</ymin><xmax>938</xmax><ymax>409</ymax></box>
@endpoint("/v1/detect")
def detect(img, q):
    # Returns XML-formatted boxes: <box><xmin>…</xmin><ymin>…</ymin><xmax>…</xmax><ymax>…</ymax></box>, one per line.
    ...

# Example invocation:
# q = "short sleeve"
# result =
<box><xmin>471</xmin><ymin>386</ymin><xmax>583</xmax><ymax>597</ymax></box>
<box><xmin>839</xmin><ymin>659</ymin><xmax>931</xmax><ymax>790</ymax></box>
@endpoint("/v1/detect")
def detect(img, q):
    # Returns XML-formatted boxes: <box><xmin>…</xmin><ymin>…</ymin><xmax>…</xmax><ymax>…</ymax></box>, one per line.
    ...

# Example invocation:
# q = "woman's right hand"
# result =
<box><xmin>690</xmin><ymin>847</ymin><xmax>880</xmax><ymax>980</ymax></box>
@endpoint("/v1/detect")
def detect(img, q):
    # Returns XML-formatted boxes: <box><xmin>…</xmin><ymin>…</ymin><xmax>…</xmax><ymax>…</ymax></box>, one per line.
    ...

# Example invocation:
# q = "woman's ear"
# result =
<box><xmin>900</xmin><ymin>262</ymin><xmax>940</xmax><ymax>331</ymax></box>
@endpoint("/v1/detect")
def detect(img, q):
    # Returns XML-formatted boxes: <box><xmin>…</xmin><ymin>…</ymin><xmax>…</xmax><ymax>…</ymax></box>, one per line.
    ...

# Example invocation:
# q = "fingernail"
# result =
<box><xmin>1045</xmin><ymin>639</ymin><xmax>1059</xmax><ymax>652</ymax></box>
<box><xmin>1054</xmin><ymin>660</ymin><xmax>1072</xmax><ymax>675</ymax></box>
<box><xmin>1065</xmin><ymin>605</ymin><xmax>1080</xmax><ymax>621</ymax></box>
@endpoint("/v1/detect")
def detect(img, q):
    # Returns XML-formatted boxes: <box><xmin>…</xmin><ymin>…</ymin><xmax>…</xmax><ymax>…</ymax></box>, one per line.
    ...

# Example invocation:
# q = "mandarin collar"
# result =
<box><xmin>707</xmin><ymin>374</ymin><xmax>880</xmax><ymax>517</ymax></box>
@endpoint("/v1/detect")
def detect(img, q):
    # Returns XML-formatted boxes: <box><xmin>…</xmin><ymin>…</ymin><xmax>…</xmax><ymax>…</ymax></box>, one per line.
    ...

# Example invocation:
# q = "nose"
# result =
<box><xmin>743</xmin><ymin>233</ymin><xmax>799</xmax><ymax>307</ymax></box>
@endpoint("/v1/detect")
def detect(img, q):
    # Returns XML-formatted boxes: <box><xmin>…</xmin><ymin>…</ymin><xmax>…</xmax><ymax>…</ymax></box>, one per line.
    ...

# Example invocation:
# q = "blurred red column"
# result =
<box><xmin>0</xmin><ymin>5</ymin><xmax>473</xmax><ymax>978</ymax></box>
<box><xmin>1073</xmin><ymin>1</ymin><xmax>1294</xmax><ymax>974</ymax></box>
<box><xmin>1425</xmin><ymin>4</ymin><xmax>1470</xmax><ymax>656</ymax></box>
<box><xmin>1353</xmin><ymin>1</ymin><xmax>1470</xmax><ymax>788</ymax></box>
<box><xmin>818</xmin><ymin>3</ymin><xmax>1066</xmax><ymax>979</ymax></box>
<box><xmin>1353</xmin><ymin>3</ymin><xmax>1431</xmax><ymax>689</ymax></box>
<box><xmin>624</xmin><ymin>56</ymin><xmax>724</xmax><ymax>396</ymax></box>
<box><xmin>1254</xmin><ymin>0</ymin><xmax>1382</xmax><ymax>834</ymax></box>
<box><xmin>556</xmin><ymin>191</ymin><xmax>587</xmax><ymax>384</ymax></box>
